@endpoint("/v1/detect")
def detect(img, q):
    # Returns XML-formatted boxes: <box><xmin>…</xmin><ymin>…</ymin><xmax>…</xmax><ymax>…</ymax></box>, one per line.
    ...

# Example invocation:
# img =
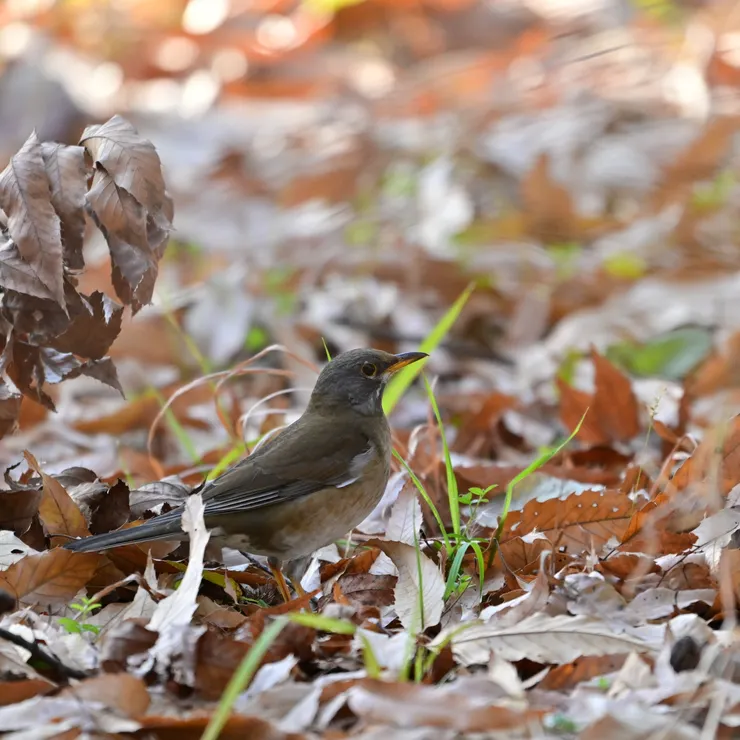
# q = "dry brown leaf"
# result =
<box><xmin>81</xmin><ymin>116</ymin><xmax>172</xmax><ymax>313</ymax></box>
<box><xmin>0</xmin><ymin>678</ymin><xmax>54</xmax><ymax>706</ymax></box>
<box><xmin>591</xmin><ymin>349</ymin><xmax>640</xmax><ymax>442</ymax></box>
<box><xmin>196</xmin><ymin>595</ymin><xmax>249</xmax><ymax>630</ymax></box>
<box><xmin>669</xmin><ymin>416</ymin><xmax>740</xmax><ymax>498</ymax></box>
<box><xmin>39</xmin><ymin>143</ymin><xmax>87</xmax><ymax>271</ymax></box>
<box><xmin>0</xmin><ymin>487</ymin><xmax>42</xmax><ymax>535</ymax></box>
<box><xmin>497</xmin><ymin>535</ymin><xmax>572</xmax><ymax>576</ymax></box>
<box><xmin>25</xmin><ymin>451</ymin><xmax>90</xmax><ymax>542</ymax></box>
<box><xmin>0</xmin><ymin>132</ymin><xmax>64</xmax><ymax>305</ymax></box>
<box><xmin>0</xmin><ymin>548</ymin><xmax>100</xmax><ymax>605</ymax></box>
<box><xmin>502</xmin><ymin>488</ymin><xmax>632</xmax><ymax>554</ymax></box>
<box><xmin>51</xmin><ymin>291</ymin><xmax>124</xmax><ymax>360</ymax></box>
<box><xmin>654</xmin><ymin>116</ymin><xmax>740</xmax><ymax>209</ymax></box>
<box><xmin>138</xmin><ymin>713</ymin><xmax>296</xmax><ymax>740</ymax></box>
<box><xmin>333</xmin><ymin>573</ymin><xmax>396</xmax><ymax>612</ymax></box>
<box><xmin>538</xmin><ymin>655</ymin><xmax>628</xmax><ymax>690</ymax></box>
<box><xmin>60</xmin><ymin>673</ymin><xmax>150</xmax><ymax>717</ymax></box>
<box><xmin>80</xmin><ymin>115</ymin><xmax>167</xmax><ymax>212</ymax></box>
<box><xmin>556</xmin><ymin>377</ymin><xmax>608</xmax><ymax>445</ymax></box>
<box><xmin>521</xmin><ymin>153</ymin><xmax>576</xmax><ymax>242</ymax></box>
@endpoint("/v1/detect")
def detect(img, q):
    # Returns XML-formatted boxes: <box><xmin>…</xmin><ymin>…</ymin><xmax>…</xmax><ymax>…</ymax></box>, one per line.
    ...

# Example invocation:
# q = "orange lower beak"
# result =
<box><xmin>385</xmin><ymin>351</ymin><xmax>428</xmax><ymax>375</ymax></box>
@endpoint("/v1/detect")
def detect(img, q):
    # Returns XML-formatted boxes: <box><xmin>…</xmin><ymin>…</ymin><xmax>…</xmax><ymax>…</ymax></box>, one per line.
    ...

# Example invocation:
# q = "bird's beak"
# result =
<box><xmin>385</xmin><ymin>351</ymin><xmax>428</xmax><ymax>376</ymax></box>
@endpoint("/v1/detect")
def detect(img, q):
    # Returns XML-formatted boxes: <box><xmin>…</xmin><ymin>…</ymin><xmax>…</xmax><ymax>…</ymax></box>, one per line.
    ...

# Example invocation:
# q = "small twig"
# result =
<box><xmin>0</xmin><ymin>627</ymin><xmax>89</xmax><ymax>682</ymax></box>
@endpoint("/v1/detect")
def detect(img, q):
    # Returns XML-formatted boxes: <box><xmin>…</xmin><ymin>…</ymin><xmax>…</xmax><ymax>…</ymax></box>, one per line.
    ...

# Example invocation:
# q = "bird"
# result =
<box><xmin>65</xmin><ymin>348</ymin><xmax>428</xmax><ymax>601</ymax></box>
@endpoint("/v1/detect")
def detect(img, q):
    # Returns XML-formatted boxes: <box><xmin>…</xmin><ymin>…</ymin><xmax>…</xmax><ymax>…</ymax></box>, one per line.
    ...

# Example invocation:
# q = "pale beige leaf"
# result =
<box><xmin>368</xmin><ymin>539</ymin><xmax>444</xmax><ymax>632</ymax></box>
<box><xmin>385</xmin><ymin>481</ymin><xmax>422</xmax><ymax>545</ymax></box>
<box><xmin>445</xmin><ymin>613</ymin><xmax>653</xmax><ymax>665</ymax></box>
<box><xmin>147</xmin><ymin>494</ymin><xmax>208</xmax><ymax>632</ymax></box>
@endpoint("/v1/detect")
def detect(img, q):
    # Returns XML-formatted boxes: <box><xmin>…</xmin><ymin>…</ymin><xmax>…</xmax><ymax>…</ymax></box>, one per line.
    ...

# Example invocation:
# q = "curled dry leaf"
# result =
<box><xmin>0</xmin><ymin>116</ymin><xmax>170</xmax><ymax>417</ymax></box>
<box><xmin>39</xmin><ymin>143</ymin><xmax>87</xmax><ymax>271</ymax></box>
<box><xmin>81</xmin><ymin>116</ymin><xmax>173</xmax><ymax>312</ymax></box>
<box><xmin>0</xmin><ymin>132</ymin><xmax>64</xmax><ymax>306</ymax></box>
<box><xmin>366</xmin><ymin>539</ymin><xmax>444</xmax><ymax>632</ymax></box>
<box><xmin>439</xmin><ymin>612</ymin><xmax>653</xmax><ymax>666</ymax></box>
<box><xmin>24</xmin><ymin>450</ymin><xmax>90</xmax><ymax>542</ymax></box>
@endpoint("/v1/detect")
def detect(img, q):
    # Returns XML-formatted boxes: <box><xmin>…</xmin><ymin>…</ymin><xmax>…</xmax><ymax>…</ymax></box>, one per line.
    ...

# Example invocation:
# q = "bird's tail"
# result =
<box><xmin>64</xmin><ymin>517</ymin><xmax>185</xmax><ymax>553</ymax></box>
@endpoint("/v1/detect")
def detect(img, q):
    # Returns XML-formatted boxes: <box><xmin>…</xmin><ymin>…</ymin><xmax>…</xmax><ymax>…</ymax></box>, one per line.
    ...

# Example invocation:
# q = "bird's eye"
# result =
<box><xmin>361</xmin><ymin>362</ymin><xmax>377</xmax><ymax>378</ymax></box>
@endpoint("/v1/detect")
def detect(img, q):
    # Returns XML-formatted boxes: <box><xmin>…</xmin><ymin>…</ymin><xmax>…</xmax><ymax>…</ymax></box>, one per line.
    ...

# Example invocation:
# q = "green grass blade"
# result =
<box><xmin>443</xmin><ymin>540</ymin><xmax>470</xmax><ymax>600</ymax></box>
<box><xmin>286</xmin><ymin>613</ymin><xmax>356</xmax><ymax>634</ymax></box>
<box><xmin>424</xmin><ymin>375</ymin><xmax>460</xmax><ymax>538</ymax></box>
<box><xmin>358</xmin><ymin>633</ymin><xmax>381</xmax><ymax>679</ymax></box>
<box><xmin>469</xmin><ymin>539</ymin><xmax>486</xmax><ymax>596</ymax></box>
<box><xmin>383</xmin><ymin>282</ymin><xmax>475</xmax><ymax>414</ymax></box>
<box><xmin>201</xmin><ymin>617</ymin><xmax>287</xmax><ymax>740</ymax></box>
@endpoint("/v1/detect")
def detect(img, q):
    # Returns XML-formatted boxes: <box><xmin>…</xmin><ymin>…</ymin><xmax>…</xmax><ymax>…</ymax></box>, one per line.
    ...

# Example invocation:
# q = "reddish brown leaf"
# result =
<box><xmin>25</xmin><ymin>450</ymin><xmax>90</xmax><ymax>541</ymax></box>
<box><xmin>539</xmin><ymin>655</ymin><xmax>628</xmax><ymax>691</ymax></box>
<box><xmin>556</xmin><ymin>377</ymin><xmax>608</xmax><ymax>445</ymax></box>
<box><xmin>0</xmin><ymin>548</ymin><xmax>100</xmax><ymax>605</ymax></box>
<box><xmin>502</xmin><ymin>488</ymin><xmax>633</xmax><ymax>554</ymax></box>
<box><xmin>591</xmin><ymin>349</ymin><xmax>640</xmax><ymax>442</ymax></box>
<box><xmin>138</xmin><ymin>714</ymin><xmax>293</xmax><ymax>740</ymax></box>
<box><xmin>0</xmin><ymin>679</ymin><xmax>54</xmax><ymax>706</ymax></box>
<box><xmin>669</xmin><ymin>416</ymin><xmax>740</xmax><ymax>498</ymax></box>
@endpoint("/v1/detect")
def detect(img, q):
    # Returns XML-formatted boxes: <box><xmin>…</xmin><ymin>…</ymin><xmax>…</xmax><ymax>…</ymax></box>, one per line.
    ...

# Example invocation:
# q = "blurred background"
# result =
<box><xmin>3</xmin><ymin>0</ymin><xmax>740</xmax><ymax>491</ymax></box>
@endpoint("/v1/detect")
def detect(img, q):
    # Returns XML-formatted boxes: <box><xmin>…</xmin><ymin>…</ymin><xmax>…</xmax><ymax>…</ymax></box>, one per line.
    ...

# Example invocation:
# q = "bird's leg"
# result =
<box><xmin>268</xmin><ymin>557</ymin><xmax>292</xmax><ymax>603</ymax></box>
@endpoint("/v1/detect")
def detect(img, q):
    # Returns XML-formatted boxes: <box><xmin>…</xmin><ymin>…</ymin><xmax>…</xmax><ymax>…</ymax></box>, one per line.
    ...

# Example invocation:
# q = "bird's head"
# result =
<box><xmin>309</xmin><ymin>348</ymin><xmax>428</xmax><ymax>416</ymax></box>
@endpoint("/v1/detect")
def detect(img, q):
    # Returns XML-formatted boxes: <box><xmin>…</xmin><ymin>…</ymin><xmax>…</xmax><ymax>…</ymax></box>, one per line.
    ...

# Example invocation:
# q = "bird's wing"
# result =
<box><xmin>198</xmin><ymin>414</ymin><xmax>376</xmax><ymax>516</ymax></box>
<box><xmin>64</xmin><ymin>414</ymin><xmax>379</xmax><ymax>552</ymax></box>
